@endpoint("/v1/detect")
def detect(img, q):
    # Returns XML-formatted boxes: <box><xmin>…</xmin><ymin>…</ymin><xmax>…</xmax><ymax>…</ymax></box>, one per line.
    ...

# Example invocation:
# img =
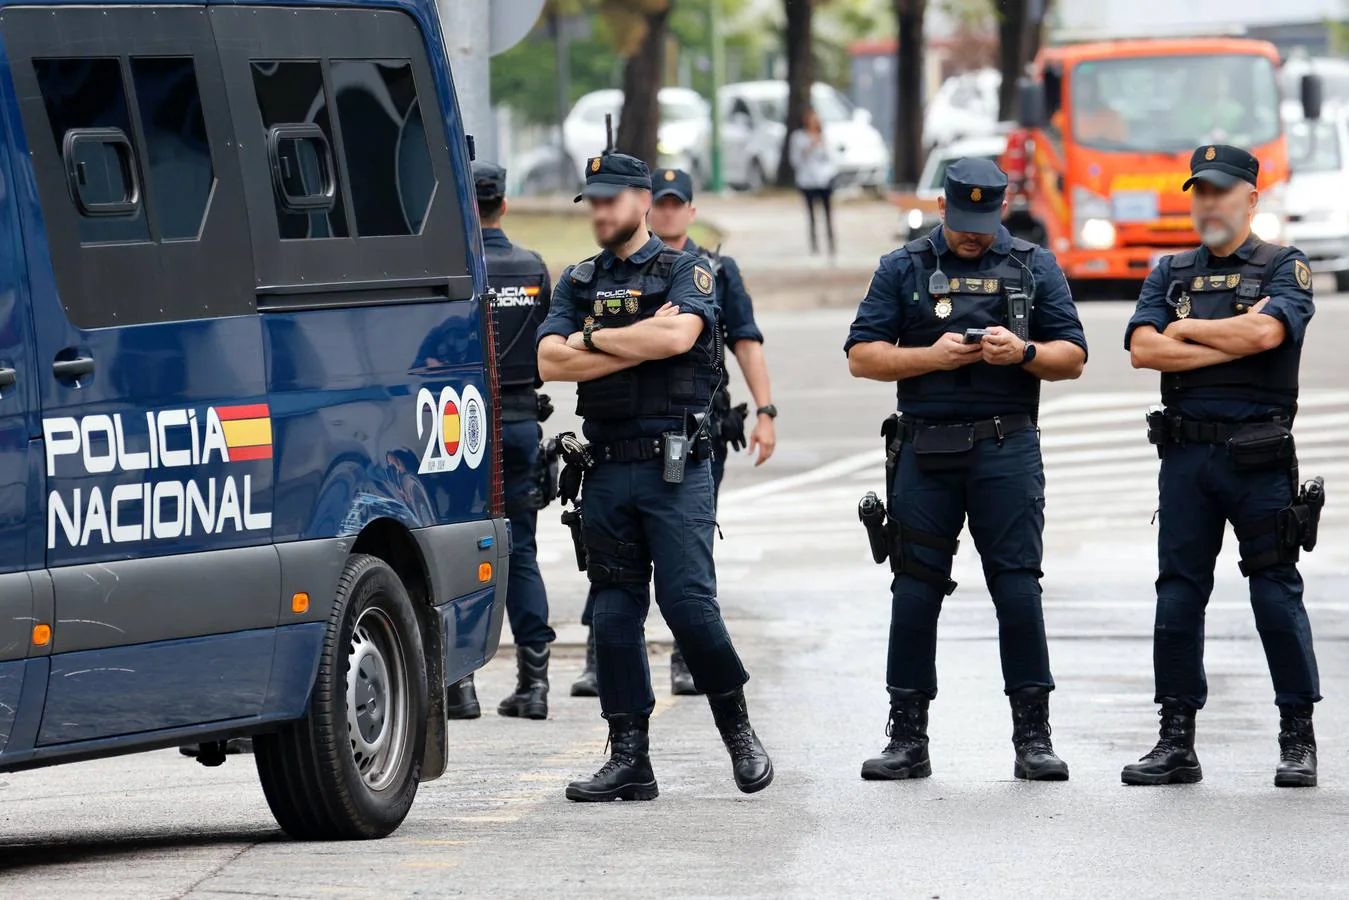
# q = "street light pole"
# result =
<box><xmin>709</xmin><ymin>0</ymin><xmax>725</xmax><ymax>193</ymax></box>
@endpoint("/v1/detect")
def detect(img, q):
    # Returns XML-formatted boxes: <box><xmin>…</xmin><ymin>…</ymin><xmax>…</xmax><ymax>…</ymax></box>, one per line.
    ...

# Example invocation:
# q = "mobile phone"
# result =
<box><xmin>963</xmin><ymin>328</ymin><xmax>990</xmax><ymax>344</ymax></box>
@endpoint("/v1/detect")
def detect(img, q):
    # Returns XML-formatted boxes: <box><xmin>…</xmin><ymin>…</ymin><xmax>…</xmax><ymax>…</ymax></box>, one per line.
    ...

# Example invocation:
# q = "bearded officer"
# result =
<box><xmin>445</xmin><ymin>161</ymin><xmax>557</xmax><ymax>721</ymax></box>
<box><xmin>845</xmin><ymin>158</ymin><xmax>1087</xmax><ymax>782</ymax></box>
<box><xmin>569</xmin><ymin>167</ymin><xmax>779</xmax><ymax>698</ymax></box>
<box><xmin>1122</xmin><ymin>145</ymin><xmax>1321</xmax><ymax>788</ymax></box>
<box><xmin>538</xmin><ymin>153</ymin><xmax>773</xmax><ymax>801</ymax></box>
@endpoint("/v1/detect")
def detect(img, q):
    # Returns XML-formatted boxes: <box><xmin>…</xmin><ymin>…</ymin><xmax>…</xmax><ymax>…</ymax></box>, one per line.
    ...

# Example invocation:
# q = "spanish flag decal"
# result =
<box><xmin>217</xmin><ymin>404</ymin><xmax>273</xmax><ymax>461</ymax></box>
<box><xmin>441</xmin><ymin>398</ymin><xmax>461</xmax><ymax>456</ymax></box>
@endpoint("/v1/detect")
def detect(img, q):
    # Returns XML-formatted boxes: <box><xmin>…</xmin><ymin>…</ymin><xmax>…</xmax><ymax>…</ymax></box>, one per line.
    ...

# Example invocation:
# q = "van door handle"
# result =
<box><xmin>0</xmin><ymin>368</ymin><xmax>15</xmax><ymax>388</ymax></box>
<box><xmin>53</xmin><ymin>357</ymin><xmax>95</xmax><ymax>380</ymax></box>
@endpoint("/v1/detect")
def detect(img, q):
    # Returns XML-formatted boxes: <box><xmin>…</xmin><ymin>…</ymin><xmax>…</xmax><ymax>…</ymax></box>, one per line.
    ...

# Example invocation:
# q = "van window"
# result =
<box><xmin>131</xmin><ymin>57</ymin><xmax>213</xmax><ymax>241</ymax></box>
<box><xmin>330</xmin><ymin>59</ymin><xmax>433</xmax><ymax>236</ymax></box>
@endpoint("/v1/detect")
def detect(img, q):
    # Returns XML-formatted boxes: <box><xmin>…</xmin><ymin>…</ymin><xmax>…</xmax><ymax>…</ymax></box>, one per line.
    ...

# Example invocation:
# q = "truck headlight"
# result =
<box><xmin>1078</xmin><ymin>218</ymin><xmax>1116</xmax><ymax>250</ymax></box>
<box><xmin>1251</xmin><ymin>212</ymin><xmax>1282</xmax><ymax>243</ymax></box>
<box><xmin>907</xmin><ymin>208</ymin><xmax>924</xmax><ymax>231</ymax></box>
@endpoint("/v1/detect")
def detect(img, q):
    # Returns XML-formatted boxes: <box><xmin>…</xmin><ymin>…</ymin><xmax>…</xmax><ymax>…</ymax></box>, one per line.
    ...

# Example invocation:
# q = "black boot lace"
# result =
<box><xmin>1013</xmin><ymin>705</ymin><xmax>1054</xmax><ymax>756</ymax></box>
<box><xmin>1142</xmin><ymin>710</ymin><xmax>1190</xmax><ymax>761</ymax></box>
<box><xmin>884</xmin><ymin>705</ymin><xmax>925</xmax><ymax>753</ymax></box>
<box><xmin>1278</xmin><ymin>718</ymin><xmax>1315</xmax><ymax>765</ymax></box>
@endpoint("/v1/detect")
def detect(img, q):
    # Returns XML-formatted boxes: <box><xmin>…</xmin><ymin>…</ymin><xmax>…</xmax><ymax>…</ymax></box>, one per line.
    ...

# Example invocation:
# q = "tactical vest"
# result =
<box><xmin>898</xmin><ymin>237</ymin><xmax>1040</xmax><ymax>415</ymax></box>
<box><xmin>569</xmin><ymin>248</ymin><xmax>720</xmax><ymax>421</ymax></box>
<box><xmin>1161</xmin><ymin>241</ymin><xmax>1299</xmax><ymax>409</ymax></box>
<box><xmin>486</xmin><ymin>241</ymin><xmax>550</xmax><ymax>389</ymax></box>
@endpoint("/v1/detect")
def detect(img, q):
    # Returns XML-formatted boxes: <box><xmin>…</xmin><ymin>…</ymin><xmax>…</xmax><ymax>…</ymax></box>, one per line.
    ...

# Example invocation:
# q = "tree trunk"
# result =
<box><xmin>892</xmin><ymin>0</ymin><xmax>926</xmax><ymax>189</ymax></box>
<box><xmin>996</xmin><ymin>0</ymin><xmax>1029</xmax><ymax>122</ymax></box>
<box><xmin>615</xmin><ymin>6</ymin><xmax>671</xmax><ymax>167</ymax></box>
<box><xmin>776</xmin><ymin>0</ymin><xmax>815</xmax><ymax>188</ymax></box>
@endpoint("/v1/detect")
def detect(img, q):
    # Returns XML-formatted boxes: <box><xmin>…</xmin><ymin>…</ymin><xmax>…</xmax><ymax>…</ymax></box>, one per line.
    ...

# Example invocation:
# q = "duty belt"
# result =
<box><xmin>896</xmin><ymin>413</ymin><xmax>1036</xmax><ymax>445</ymax></box>
<box><xmin>590</xmin><ymin>434</ymin><xmax>711</xmax><ymax>464</ymax></box>
<box><xmin>1150</xmin><ymin>414</ymin><xmax>1291</xmax><ymax>445</ymax></box>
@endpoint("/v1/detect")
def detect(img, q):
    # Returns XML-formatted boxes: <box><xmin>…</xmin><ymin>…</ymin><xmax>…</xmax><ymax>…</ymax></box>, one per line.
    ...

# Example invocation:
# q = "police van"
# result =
<box><xmin>0</xmin><ymin>0</ymin><xmax>509</xmax><ymax>839</ymax></box>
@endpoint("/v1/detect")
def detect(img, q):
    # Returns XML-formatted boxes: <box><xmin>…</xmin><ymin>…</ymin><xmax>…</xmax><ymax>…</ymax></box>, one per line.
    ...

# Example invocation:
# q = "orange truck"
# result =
<box><xmin>1003</xmin><ymin>37</ymin><xmax>1322</xmax><ymax>285</ymax></box>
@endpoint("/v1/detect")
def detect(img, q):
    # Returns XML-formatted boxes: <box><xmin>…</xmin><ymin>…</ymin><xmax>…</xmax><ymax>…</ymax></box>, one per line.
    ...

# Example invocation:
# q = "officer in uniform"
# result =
<box><xmin>445</xmin><ymin>161</ymin><xmax>557</xmax><ymax>721</ymax></box>
<box><xmin>570</xmin><ymin>167</ymin><xmax>778</xmax><ymax>698</ymax></box>
<box><xmin>538</xmin><ymin>153</ymin><xmax>773</xmax><ymax>801</ymax></box>
<box><xmin>846</xmin><ymin>158</ymin><xmax>1087</xmax><ymax>782</ymax></box>
<box><xmin>1122</xmin><ymin>145</ymin><xmax>1322</xmax><ymax>788</ymax></box>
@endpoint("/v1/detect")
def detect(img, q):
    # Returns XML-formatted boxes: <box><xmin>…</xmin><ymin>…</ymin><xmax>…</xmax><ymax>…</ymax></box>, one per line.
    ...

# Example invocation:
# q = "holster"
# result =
<box><xmin>535</xmin><ymin>437</ymin><xmax>561</xmax><ymax>511</ymax></box>
<box><xmin>537</xmin><ymin>393</ymin><xmax>555</xmax><ymax>423</ymax></box>
<box><xmin>1233</xmin><ymin>475</ymin><xmax>1326</xmax><ymax>577</ymax></box>
<box><xmin>872</xmin><ymin>415</ymin><xmax>959</xmax><ymax>593</ymax></box>
<box><xmin>858</xmin><ymin>491</ymin><xmax>889</xmax><ymax>564</ymax></box>
<box><xmin>1146</xmin><ymin>408</ymin><xmax>1169</xmax><ymax>458</ymax></box>
<box><xmin>560</xmin><ymin>507</ymin><xmax>587</xmax><ymax>572</ymax></box>
<box><xmin>556</xmin><ymin>432</ymin><xmax>592</xmax><ymax>507</ymax></box>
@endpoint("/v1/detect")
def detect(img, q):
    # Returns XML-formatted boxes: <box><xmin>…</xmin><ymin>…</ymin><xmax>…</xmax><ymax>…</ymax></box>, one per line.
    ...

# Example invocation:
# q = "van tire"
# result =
<box><xmin>255</xmin><ymin>554</ymin><xmax>429</xmax><ymax>840</ymax></box>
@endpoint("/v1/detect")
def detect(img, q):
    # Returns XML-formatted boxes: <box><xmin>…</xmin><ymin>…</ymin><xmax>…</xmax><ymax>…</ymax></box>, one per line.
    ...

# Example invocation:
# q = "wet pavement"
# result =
<box><xmin>3</xmin><ymin>298</ymin><xmax>1349</xmax><ymax>898</ymax></box>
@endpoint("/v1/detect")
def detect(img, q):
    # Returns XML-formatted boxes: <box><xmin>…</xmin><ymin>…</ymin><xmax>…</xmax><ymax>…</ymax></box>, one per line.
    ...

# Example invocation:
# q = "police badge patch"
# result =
<box><xmin>593</xmin><ymin>300</ymin><xmax>604</xmax><ymax>317</ymax></box>
<box><xmin>1177</xmin><ymin>295</ymin><xmax>1191</xmax><ymax>319</ymax></box>
<box><xmin>1295</xmin><ymin>259</ymin><xmax>1312</xmax><ymax>290</ymax></box>
<box><xmin>624</xmin><ymin>296</ymin><xmax>640</xmax><ymax>314</ymax></box>
<box><xmin>935</xmin><ymin>298</ymin><xmax>953</xmax><ymax>319</ymax></box>
<box><xmin>693</xmin><ymin>266</ymin><xmax>714</xmax><ymax>295</ymax></box>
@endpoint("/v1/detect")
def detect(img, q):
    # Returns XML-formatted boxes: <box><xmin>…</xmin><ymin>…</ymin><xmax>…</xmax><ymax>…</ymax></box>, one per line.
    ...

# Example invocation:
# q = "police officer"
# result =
<box><xmin>568</xmin><ymin>167</ymin><xmax>779</xmax><ymax>698</ymax></box>
<box><xmin>1122</xmin><ymin>145</ymin><xmax>1321</xmax><ymax>788</ymax></box>
<box><xmin>845</xmin><ymin>158</ymin><xmax>1087</xmax><ymax>782</ymax></box>
<box><xmin>445</xmin><ymin>161</ymin><xmax>557</xmax><ymax>721</ymax></box>
<box><xmin>538</xmin><ymin>153</ymin><xmax>773</xmax><ymax>801</ymax></box>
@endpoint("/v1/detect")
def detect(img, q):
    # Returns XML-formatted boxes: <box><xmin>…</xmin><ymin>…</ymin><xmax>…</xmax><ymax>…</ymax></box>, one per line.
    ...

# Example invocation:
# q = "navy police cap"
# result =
<box><xmin>574</xmin><ymin>152</ymin><xmax>653</xmax><ymax>203</ymax></box>
<box><xmin>1183</xmin><ymin>144</ymin><xmax>1259</xmax><ymax>191</ymax></box>
<box><xmin>652</xmin><ymin>168</ymin><xmax>694</xmax><ymax>203</ymax></box>
<box><xmin>472</xmin><ymin>160</ymin><xmax>507</xmax><ymax>203</ymax></box>
<box><xmin>943</xmin><ymin>158</ymin><xmax>1008</xmax><ymax>235</ymax></box>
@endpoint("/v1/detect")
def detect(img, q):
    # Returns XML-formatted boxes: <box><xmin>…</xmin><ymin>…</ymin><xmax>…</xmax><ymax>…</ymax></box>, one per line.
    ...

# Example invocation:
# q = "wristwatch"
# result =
<box><xmin>583</xmin><ymin>318</ymin><xmax>601</xmax><ymax>351</ymax></box>
<box><xmin>756</xmin><ymin>404</ymin><xmax>778</xmax><ymax>419</ymax></box>
<box><xmin>1019</xmin><ymin>342</ymin><xmax>1037</xmax><ymax>366</ymax></box>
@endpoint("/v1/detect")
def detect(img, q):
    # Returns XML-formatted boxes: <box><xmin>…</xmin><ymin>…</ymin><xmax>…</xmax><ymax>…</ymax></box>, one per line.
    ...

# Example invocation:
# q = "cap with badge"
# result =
<box><xmin>574</xmin><ymin>152</ymin><xmax>653</xmax><ymax>203</ymax></box>
<box><xmin>1182</xmin><ymin>144</ymin><xmax>1259</xmax><ymax>191</ymax></box>
<box><xmin>472</xmin><ymin>160</ymin><xmax>507</xmax><ymax>203</ymax></box>
<box><xmin>943</xmin><ymin>158</ymin><xmax>1008</xmax><ymax>235</ymax></box>
<box><xmin>652</xmin><ymin>168</ymin><xmax>694</xmax><ymax>203</ymax></box>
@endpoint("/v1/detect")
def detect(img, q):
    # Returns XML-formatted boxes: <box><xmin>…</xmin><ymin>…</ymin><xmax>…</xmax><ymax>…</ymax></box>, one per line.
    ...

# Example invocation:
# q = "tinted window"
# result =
<box><xmin>250</xmin><ymin>60</ymin><xmax>349</xmax><ymax>239</ymax></box>
<box><xmin>34</xmin><ymin>58</ymin><xmax>149</xmax><ymax>244</ymax></box>
<box><xmin>330</xmin><ymin>59</ymin><xmax>434</xmax><ymax>236</ymax></box>
<box><xmin>130</xmin><ymin>57</ymin><xmax>213</xmax><ymax>240</ymax></box>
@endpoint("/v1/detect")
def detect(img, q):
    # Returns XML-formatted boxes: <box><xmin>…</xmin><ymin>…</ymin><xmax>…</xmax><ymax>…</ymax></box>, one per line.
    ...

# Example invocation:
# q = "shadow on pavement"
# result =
<box><xmin>0</xmin><ymin>827</ymin><xmax>279</xmax><ymax>874</ymax></box>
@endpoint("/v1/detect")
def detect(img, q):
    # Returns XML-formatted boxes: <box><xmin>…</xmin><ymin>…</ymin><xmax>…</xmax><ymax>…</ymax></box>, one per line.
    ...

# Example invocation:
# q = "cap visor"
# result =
<box><xmin>652</xmin><ymin>187</ymin><xmax>692</xmax><ymax>202</ymax></box>
<box><xmin>1182</xmin><ymin>170</ymin><xmax>1241</xmax><ymax>192</ymax></box>
<box><xmin>573</xmin><ymin>182</ymin><xmax>628</xmax><ymax>203</ymax></box>
<box><xmin>944</xmin><ymin>205</ymin><xmax>1001</xmax><ymax>235</ymax></box>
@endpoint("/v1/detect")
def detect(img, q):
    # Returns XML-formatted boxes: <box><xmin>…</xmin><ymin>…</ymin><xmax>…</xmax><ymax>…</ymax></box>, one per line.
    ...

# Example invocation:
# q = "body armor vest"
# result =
<box><xmin>570</xmin><ymin>249</ymin><xmax>720</xmax><ymax>421</ymax></box>
<box><xmin>899</xmin><ymin>237</ymin><xmax>1040</xmax><ymax>416</ymax></box>
<box><xmin>1161</xmin><ymin>241</ymin><xmax>1299</xmax><ymax>409</ymax></box>
<box><xmin>486</xmin><ymin>242</ymin><xmax>550</xmax><ymax>389</ymax></box>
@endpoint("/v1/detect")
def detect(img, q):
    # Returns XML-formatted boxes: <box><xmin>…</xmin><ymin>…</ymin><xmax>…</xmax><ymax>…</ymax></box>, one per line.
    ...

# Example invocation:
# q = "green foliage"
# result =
<box><xmin>490</xmin><ymin>17</ymin><xmax>624</xmax><ymax>126</ymax></box>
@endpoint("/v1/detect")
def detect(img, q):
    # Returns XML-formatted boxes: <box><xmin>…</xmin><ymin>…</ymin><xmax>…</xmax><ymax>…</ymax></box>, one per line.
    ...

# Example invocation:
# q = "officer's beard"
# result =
<box><xmin>1198</xmin><ymin>220</ymin><xmax>1237</xmax><ymax>250</ymax></box>
<box><xmin>600</xmin><ymin>216</ymin><xmax>645</xmax><ymax>253</ymax></box>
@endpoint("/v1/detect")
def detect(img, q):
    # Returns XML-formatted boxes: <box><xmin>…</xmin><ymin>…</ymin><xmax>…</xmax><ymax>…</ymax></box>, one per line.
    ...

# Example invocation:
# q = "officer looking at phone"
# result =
<box><xmin>846</xmin><ymin>158</ymin><xmax>1087</xmax><ymax>783</ymax></box>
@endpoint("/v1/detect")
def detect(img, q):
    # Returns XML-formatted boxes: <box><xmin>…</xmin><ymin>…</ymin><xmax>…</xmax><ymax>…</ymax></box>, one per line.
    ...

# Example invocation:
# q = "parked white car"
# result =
<box><xmin>902</xmin><ymin>134</ymin><xmax>1009</xmax><ymax>240</ymax></box>
<box><xmin>1285</xmin><ymin>104</ymin><xmax>1349</xmax><ymax>293</ymax></box>
<box><xmin>562</xmin><ymin>87</ymin><xmax>711</xmax><ymax>184</ymax></box>
<box><xmin>923</xmin><ymin>68</ymin><xmax>1001</xmax><ymax>152</ymax></box>
<box><xmin>718</xmin><ymin>80</ymin><xmax>890</xmax><ymax>194</ymax></box>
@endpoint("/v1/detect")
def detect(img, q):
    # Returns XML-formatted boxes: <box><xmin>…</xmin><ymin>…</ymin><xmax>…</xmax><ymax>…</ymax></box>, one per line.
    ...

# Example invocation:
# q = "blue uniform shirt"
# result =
<box><xmin>844</xmin><ymin>226</ymin><xmax>1087</xmax><ymax>418</ymax></box>
<box><xmin>537</xmin><ymin>234</ymin><xmax>720</xmax><ymax>441</ymax></box>
<box><xmin>1125</xmin><ymin>236</ymin><xmax>1314</xmax><ymax>422</ymax></box>
<box><xmin>684</xmin><ymin>239</ymin><xmax>764</xmax><ymax>347</ymax></box>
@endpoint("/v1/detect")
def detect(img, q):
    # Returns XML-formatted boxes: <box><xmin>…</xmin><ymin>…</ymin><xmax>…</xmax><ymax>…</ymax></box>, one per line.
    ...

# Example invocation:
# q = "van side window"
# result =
<box><xmin>130</xmin><ymin>57</ymin><xmax>214</xmax><ymax>241</ymax></box>
<box><xmin>33</xmin><ymin>58</ymin><xmax>150</xmax><ymax>244</ymax></box>
<box><xmin>251</xmin><ymin>61</ymin><xmax>349</xmax><ymax>239</ymax></box>
<box><xmin>331</xmin><ymin>60</ymin><xmax>434</xmax><ymax>236</ymax></box>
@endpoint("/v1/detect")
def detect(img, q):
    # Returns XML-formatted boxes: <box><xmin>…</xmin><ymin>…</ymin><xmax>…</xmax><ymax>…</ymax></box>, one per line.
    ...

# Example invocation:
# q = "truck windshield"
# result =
<box><xmin>1070</xmin><ymin>54</ymin><xmax>1280</xmax><ymax>154</ymax></box>
<box><xmin>1288</xmin><ymin>119</ymin><xmax>1341</xmax><ymax>173</ymax></box>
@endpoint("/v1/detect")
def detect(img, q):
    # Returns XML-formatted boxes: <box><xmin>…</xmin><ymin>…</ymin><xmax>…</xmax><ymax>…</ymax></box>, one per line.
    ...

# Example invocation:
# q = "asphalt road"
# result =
<box><xmin>4</xmin><ymin>297</ymin><xmax>1349</xmax><ymax>899</ymax></box>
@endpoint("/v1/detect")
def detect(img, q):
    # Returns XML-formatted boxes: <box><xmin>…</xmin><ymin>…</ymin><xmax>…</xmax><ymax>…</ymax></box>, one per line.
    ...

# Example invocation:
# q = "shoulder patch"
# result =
<box><xmin>693</xmin><ymin>265</ymin><xmax>714</xmax><ymax>295</ymax></box>
<box><xmin>1294</xmin><ymin>258</ymin><xmax>1312</xmax><ymax>290</ymax></box>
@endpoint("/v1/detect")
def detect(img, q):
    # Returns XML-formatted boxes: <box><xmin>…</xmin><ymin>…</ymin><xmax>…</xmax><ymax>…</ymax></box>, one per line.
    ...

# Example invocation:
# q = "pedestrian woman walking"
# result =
<box><xmin>789</xmin><ymin>106</ymin><xmax>837</xmax><ymax>259</ymax></box>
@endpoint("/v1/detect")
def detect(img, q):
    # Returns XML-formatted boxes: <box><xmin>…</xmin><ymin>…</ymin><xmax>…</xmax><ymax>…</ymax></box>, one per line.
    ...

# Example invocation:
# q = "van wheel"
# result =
<box><xmin>255</xmin><ymin>554</ymin><xmax>428</xmax><ymax>840</ymax></box>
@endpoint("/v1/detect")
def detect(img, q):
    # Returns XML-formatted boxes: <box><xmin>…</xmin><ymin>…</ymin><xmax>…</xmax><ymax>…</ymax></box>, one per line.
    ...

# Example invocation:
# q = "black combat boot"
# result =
<box><xmin>570</xmin><ymin>628</ymin><xmax>599</xmax><ymax>698</ymax></box>
<box><xmin>670</xmin><ymin>644</ymin><xmax>700</xmax><ymax>696</ymax></box>
<box><xmin>565</xmin><ymin>714</ymin><xmax>659</xmax><ymax>802</ymax></box>
<box><xmin>1010</xmin><ymin>688</ymin><xmax>1070</xmax><ymax>781</ymax></box>
<box><xmin>707</xmin><ymin>688</ymin><xmax>774</xmax><ymax>793</ymax></box>
<box><xmin>1275</xmin><ymin>704</ymin><xmax>1317</xmax><ymax>788</ymax></box>
<box><xmin>1121</xmin><ymin>704</ymin><xmax>1202</xmax><ymax>785</ymax></box>
<box><xmin>445</xmin><ymin>675</ymin><xmax>481</xmax><ymax>720</ymax></box>
<box><xmin>498</xmin><ymin>644</ymin><xmax>549</xmax><ymax>719</ymax></box>
<box><xmin>861</xmin><ymin>689</ymin><xmax>931</xmax><ymax>780</ymax></box>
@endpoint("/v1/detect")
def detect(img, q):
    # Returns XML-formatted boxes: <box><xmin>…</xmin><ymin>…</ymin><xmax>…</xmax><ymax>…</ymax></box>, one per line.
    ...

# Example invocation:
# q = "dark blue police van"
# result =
<box><xmin>0</xmin><ymin>0</ymin><xmax>509</xmax><ymax>839</ymax></box>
